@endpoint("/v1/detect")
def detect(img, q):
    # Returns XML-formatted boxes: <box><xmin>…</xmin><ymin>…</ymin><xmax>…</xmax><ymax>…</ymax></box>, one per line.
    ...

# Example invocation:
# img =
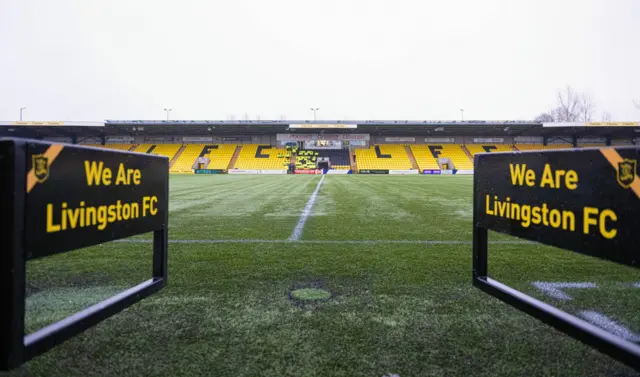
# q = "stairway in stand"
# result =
<box><xmin>169</xmin><ymin>145</ymin><xmax>186</xmax><ymax>169</ymax></box>
<box><xmin>404</xmin><ymin>145</ymin><xmax>419</xmax><ymax>170</ymax></box>
<box><xmin>349</xmin><ymin>147</ymin><xmax>358</xmax><ymax>172</ymax></box>
<box><xmin>227</xmin><ymin>145</ymin><xmax>242</xmax><ymax>170</ymax></box>
<box><xmin>461</xmin><ymin>145</ymin><xmax>474</xmax><ymax>165</ymax></box>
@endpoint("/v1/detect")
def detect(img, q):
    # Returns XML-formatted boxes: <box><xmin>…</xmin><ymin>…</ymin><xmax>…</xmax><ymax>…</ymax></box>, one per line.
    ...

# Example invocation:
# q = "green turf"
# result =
<box><xmin>10</xmin><ymin>175</ymin><xmax>640</xmax><ymax>377</ymax></box>
<box><xmin>290</xmin><ymin>288</ymin><xmax>332</xmax><ymax>301</ymax></box>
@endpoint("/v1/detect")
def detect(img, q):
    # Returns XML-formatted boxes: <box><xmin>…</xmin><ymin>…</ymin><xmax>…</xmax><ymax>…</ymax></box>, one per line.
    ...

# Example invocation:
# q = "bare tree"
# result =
<box><xmin>634</xmin><ymin>99</ymin><xmax>640</xmax><ymax>110</ymax></box>
<box><xmin>601</xmin><ymin>111</ymin><xmax>612</xmax><ymax>122</ymax></box>
<box><xmin>534</xmin><ymin>112</ymin><xmax>555</xmax><ymax>122</ymax></box>
<box><xmin>555</xmin><ymin>86</ymin><xmax>583</xmax><ymax>122</ymax></box>
<box><xmin>534</xmin><ymin>86</ymin><xmax>598</xmax><ymax>122</ymax></box>
<box><xmin>579</xmin><ymin>93</ymin><xmax>596</xmax><ymax>121</ymax></box>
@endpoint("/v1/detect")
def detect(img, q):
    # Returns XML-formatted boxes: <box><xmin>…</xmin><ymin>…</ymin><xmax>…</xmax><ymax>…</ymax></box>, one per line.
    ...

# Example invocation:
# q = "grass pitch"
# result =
<box><xmin>11</xmin><ymin>175</ymin><xmax>640</xmax><ymax>377</ymax></box>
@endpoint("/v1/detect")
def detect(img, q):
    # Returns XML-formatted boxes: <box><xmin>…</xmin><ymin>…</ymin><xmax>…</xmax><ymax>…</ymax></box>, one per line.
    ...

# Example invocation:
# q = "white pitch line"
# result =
<box><xmin>114</xmin><ymin>239</ymin><xmax>534</xmax><ymax>245</ymax></box>
<box><xmin>579</xmin><ymin>311</ymin><xmax>640</xmax><ymax>342</ymax></box>
<box><xmin>531</xmin><ymin>281</ymin><xmax>597</xmax><ymax>301</ymax></box>
<box><xmin>288</xmin><ymin>175</ymin><xmax>325</xmax><ymax>241</ymax></box>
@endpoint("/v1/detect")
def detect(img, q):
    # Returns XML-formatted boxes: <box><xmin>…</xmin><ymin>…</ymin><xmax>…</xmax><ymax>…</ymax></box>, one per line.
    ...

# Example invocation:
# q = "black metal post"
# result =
<box><xmin>0</xmin><ymin>140</ymin><xmax>27</xmax><ymax>371</ymax></box>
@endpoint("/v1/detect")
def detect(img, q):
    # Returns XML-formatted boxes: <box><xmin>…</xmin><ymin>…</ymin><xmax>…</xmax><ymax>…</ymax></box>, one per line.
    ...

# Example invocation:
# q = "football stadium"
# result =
<box><xmin>1</xmin><ymin>119</ymin><xmax>640</xmax><ymax>377</ymax></box>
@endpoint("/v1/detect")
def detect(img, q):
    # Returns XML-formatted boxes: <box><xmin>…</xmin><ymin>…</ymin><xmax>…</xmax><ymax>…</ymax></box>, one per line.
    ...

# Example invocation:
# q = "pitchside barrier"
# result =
<box><xmin>0</xmin><ymin>138</ymin><xmax>169</xmax><ymax>371</ymax></box>
<box><xmin>472</xmin><ymin>146</ymin><xmax>640</xmax><ymax>370</ymax></box>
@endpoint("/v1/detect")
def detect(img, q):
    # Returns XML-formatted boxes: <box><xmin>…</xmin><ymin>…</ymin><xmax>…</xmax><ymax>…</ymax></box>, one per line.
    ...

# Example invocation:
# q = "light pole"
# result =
<box><xmin>164</xmin><ymin>108</ymin><xmax>172</xmax><ymax>121</ymax></box>
<box><xmin>310</xmin><ymin>108</ymin><xmax>319</xmax><ymax>121</ymax></box>
<box><xmin>460</xmin><ymin>109</ymin><xmax>464</xmax><ymax>121</ymax></box>
<box><xmin>20</xmin><ymin>107</ymin><xmax>27</xmax><ymax>121</ymax></box>
<box><xmin>309</xmin><ymin>107</ymin><xmax>320</xmax><ymax>121</ymax></box>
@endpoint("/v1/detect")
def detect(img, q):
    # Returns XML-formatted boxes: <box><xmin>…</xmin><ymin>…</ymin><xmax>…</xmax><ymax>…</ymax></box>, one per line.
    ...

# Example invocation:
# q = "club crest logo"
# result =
<box><xmin>617</xmin><ymin>159</ymin><xmax>636</xmax><ymax>189</ymax></box>
<box><xmin>32</xmin><ymin>154</ymin><xmax>50</xmax><ymax>183</ymax></box>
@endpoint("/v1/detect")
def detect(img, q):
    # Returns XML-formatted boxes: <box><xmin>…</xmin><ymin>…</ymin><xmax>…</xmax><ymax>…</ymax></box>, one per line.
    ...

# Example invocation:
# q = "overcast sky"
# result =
<box><xmin>1</xmin><ymin>0</ymin><xmax>639</xmax><ymax>122</ymax></box>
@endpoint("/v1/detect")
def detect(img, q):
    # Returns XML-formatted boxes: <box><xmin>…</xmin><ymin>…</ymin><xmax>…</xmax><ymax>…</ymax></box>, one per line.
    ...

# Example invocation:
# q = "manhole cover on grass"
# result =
<box><xmin>290</xmin><ymin>288</ymin><xmax>332</xmax><ymax>301</ymax></box>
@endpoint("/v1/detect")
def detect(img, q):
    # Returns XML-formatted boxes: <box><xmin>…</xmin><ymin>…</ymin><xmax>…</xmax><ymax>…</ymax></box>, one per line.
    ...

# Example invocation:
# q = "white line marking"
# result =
<box><xmin>288</xmin><ymin>175</ymin><xmax>325</xmax><ymax>241</ymax></box>
<box><xmin>114</xmin><ymin>238</ymin><xmax>534</xmax><ymax>245</ymax></box>
<box><xmin>579</xmin><ymin>311</ymin><xmax>640</xmax><ymax>342</ymax></box>
<box><xmin>531</xmin><ymin>281</ymin><xmax>597</xmax><ymax>301</ymax></box>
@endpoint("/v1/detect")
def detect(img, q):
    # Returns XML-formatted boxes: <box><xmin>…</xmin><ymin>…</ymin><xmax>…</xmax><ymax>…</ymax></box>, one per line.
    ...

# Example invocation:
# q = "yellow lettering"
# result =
<box><xmin>521</xmin><ymin>205</ymin><xmax>531</xmax><ymax>227</ymax></box>
<box><xmin>549</xmin><ymin>209</ymin><xmax>561</xmax><ymax>228</ymax></box>
<box><xmin>67</xmin><ymin>206</ymin><xmax>80</xmax><ymax>229</ymax></box>
<box><xmin>583</xmin><ymin>207</ymin><xmax>617</xmax><ymax>239</ymax></box>
<box><xmin>84</xmin><ymin>160</ymin><xmax>112</xmax><ymax>186</ymax></box>
<box><xmin>107</xmin><ymin>205</ymin><xmax>117</xmax><ymax>222</ymax></box>
<box><xmin>540</xmin><ymin>164</ymin><xmax>555</xmax><ymax>188</ymax></box>
<box><xmin>509</xmin><ymin>164</ymin><xmax>536</xmax><ymax>186</ymax></box>
<box><xmin>143</xmin><ymin>196</ymin><xmax>159</xmax><ymax>216</ymax></box>
<box><xmin>46</xmin><ymin>204</ymin><xmax>60</xmax><ymax>232</ymax></box>
<box><xmin>115</xmin><ymin>163</ymin><xmax>142</xmax><ymax>185</ymax></box>
<box><xmin>539</xmin><ymin>164</ymin><xmax>579</xmax><ymax>190</ymax></box>
<box><xmin>116</xmin><ymin>164</ymin><xmax>126</xmax><ymax>185</ymax></box>
<box><xmin>133</xmin><ymin>169</ymin><xmax>141</xmax><ymax>185</ymax></box>
<box><xmin>565</xmin><ymin>170</ymin><xmax>578</xmax><ymax>190</ymax></box>
<box><xmin>61</xmin><ymin>202</ymin><xmax>68</xmax><ymax>230</ymax></box>
<box><xmin>599</xmin><ymin>209</ymin><xmax>617</xmax><ymax>239</ymax></box>
<box><xmin>97</xmin><ymin>206</ymin><xmax>108</xmax><ymax>230</ymax></box>
<box><xmin>583</xmin><ymin>207</ymin><xmax>599</xmax><ymax>234</ymax></box>
<box><xmin>531</xmin><ymin>207</ymin><xmax>541</xmax><ymax>225</ymax></box>
<box><xmin>563</xmin><ymin>211</ymin><xmax>575</xmax><ymax>231</ymax></box>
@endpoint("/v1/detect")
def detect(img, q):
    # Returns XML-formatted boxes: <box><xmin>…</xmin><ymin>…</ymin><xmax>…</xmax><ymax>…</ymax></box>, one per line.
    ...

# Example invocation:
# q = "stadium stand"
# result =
<box><xmin>295</xmin><ymin>149</ymin><xmax>317</xmax><ymax>170</ymax></box>
<box><xmin>409</xmin><ymin>144</ymin><xmax>474</xmax><ymax>170</ymax></box>
<box><xmin>133</xmin><ymin>144</ymin><xmax>155</xmax><ymax>154</ymax></box>
<box><xmin>233</xmin><ymin>144</ymin><xmax>288</xmax><ymax>170</ymax></box>
<box><xmin>442</xmin><ymin>145</ymin><xmax>474</xmax><ymax>170</ymax></box>
<box><xmin>167</xmin><ymin>144</ymin><xmax>238</xmax><ymax>172</ymax></box>
<box><xmin>465</xmin><ymin>144</ymin><xmax>514</xmax><ymax>156</ymax></box>
<box><xmin>86</xmin><ymin>144</ymin><xmax>135</xmax><ymax>151</ymax></box>
<box><xmin>206</xmin><ymin>144</ymin><xmax>238</xmax><ymax>170</ymax></box>
<box><xmin>576</xmin><ymin>143</ymin><xmax>606</xmax><ymax>147</ymax></box>
<box><xmin>355</xmin><ymin>144</ymin><xmax>412</xmax><ymax>170</ymax></box>
<box><xmin>317</xmin><ymin>149</ymin><xmax>351</xmax><ymax>169</ymax></box>
<box><xmin>133</xmin><ymin>144</ymin><xmax>181</xmax><ymax>161</ymax></box>
<box><xmin>410</xmin><ymin>145</ymin><xmax>442</xmax><ymax>171</ymax></box>
<box><xmin>514</xmin><ymin>144</ymin><xmax>573</xmax><ymax>151</ymax></box>
<box><xmin>171</xmin><ymin>144</ymin><xmax>206</xmax><ymax>172</ymax></box>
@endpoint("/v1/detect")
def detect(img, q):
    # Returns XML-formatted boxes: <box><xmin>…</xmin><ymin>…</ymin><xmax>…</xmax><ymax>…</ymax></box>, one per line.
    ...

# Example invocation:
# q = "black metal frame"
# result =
<box><xmin>472</xmin><ymin>176</ymin><xmax>640</xmax><ymax>371</ymax></box>
<box><xmin>0</xmin><ymin>140</ymin><xmax>169</xmax><ymax>371</ymax></box>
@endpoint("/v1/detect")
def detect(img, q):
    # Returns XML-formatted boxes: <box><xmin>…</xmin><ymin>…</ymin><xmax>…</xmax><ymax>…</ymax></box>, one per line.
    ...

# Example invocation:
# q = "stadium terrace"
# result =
<box><xmin>0</xmin><ymin>120</ymin><xmax>637</xmax><ymax>175</ymax></box>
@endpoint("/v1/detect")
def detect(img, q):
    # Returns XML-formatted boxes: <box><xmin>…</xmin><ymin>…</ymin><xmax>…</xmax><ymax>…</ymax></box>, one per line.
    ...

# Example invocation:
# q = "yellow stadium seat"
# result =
<box><xmin>576</xmin><ymin>144</ymin><xmax>605</xmax><ymax>148</ymax></box>
<box><xmin>205</xmin><ymin>145</ymin><xmax>237</xmax><ymax>169</ymax></box>
<box><xmin>515</xmin><ymin>144</ymin><xmax>573</xmax><ymax>151</ymax></box>
<box><xmin>354</xmin><ymin>145</ymin><xmax>412</xmax><ymax>170</ymax></box>
<box><xmin>465</xmin><ymin>144</ymin><xmax>514</xmax><ymax>156</ymax></box>
<box><xmin>410</xmin><ymin>145</ymin><xmax>442</xmax><ymax>171</ymax></box>
<box><xmin>170</xmin><ymin>144</ymin><xmax>237</xmax><ymax>172</ymax></box>
<box><xmin>86</xmin><ymin>144</ymin><xmax>135</xmax><ymax>152</ymax></box>
<box><xmin>409</xmin><ymin>145</ymin><xmax>474</xmax><ymax>170</ymax></box>
<box><xmin>232</xmin><ymin>144</ymin><xmax>288</xmax><ymax>170</ymax></box>
<box><xmin>171</xmin><ymin>144</ymin><xmax>205</xmax><ymax>172</ymax></box>
<box><xmin>132</xmin><ymin>144</ymin><xmax>180</xmax><ymax>160</ymax></box>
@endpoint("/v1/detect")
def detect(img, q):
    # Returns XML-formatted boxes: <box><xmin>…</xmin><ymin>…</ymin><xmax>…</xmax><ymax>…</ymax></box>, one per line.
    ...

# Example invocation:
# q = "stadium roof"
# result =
<box><xmin>0</xmin><ymin>120</ymin><xmax>638</xmax><ymax>139</ymax></box>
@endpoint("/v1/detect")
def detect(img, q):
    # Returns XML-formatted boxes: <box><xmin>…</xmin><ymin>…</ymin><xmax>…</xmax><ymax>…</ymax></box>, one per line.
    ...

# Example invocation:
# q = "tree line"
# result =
<box><xmin>535</xmin><ymin>86</ymin><xmax>639</xmax><ymax>122</ymax></box>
